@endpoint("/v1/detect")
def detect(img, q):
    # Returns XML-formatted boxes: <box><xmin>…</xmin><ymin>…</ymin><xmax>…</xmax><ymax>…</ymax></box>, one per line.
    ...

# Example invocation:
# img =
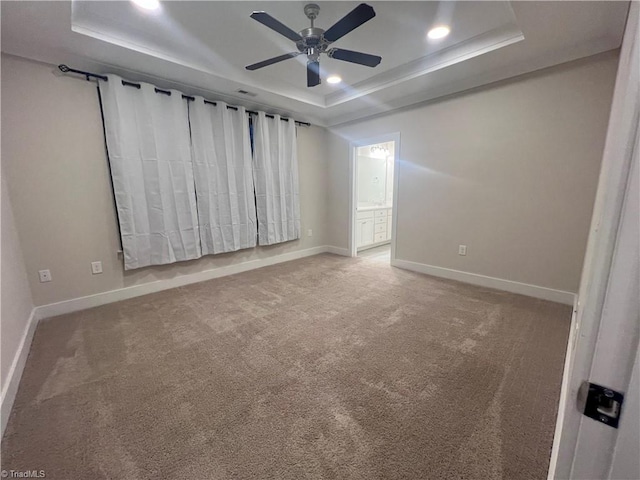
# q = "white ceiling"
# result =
<box><xmin>1</xmin><ymin>1</ymin><xmax>629</xmax><ymax>126</ymax></box>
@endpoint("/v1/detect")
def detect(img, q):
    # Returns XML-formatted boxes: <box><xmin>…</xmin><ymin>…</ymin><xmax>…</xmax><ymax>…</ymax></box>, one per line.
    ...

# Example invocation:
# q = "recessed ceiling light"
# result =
<box><xmin>427</xmin><ymin>25</ymin><xmax>450</xmax><ymax>40</ymax></box>
<box><xmin>131</xmin><ymin>0</ymin><xmax>160</xmax><ymax>11</ymax></box>
<box><xmin>327</xmin><ymin>75</ymin><xmax>342</xmax><ymax>84</ymax></box>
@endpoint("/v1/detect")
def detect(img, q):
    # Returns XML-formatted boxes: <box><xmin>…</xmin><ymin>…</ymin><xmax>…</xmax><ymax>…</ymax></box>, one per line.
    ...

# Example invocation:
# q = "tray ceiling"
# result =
<box><xmin>1</xmin><ymin>1</ymin><xmax>629</xmax><ymax>126</ymax></box>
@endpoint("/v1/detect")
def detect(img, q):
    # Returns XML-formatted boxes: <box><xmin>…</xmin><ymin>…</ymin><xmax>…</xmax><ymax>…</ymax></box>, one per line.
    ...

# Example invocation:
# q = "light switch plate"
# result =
<box><xmin>458</xmin><ymin>245</ymin><xmax>467</xmax><ymax>256</ymax></box>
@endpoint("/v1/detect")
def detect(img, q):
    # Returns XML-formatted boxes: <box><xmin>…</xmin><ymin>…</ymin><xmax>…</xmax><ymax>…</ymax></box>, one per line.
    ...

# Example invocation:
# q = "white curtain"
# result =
<box><xmin>98</xmin><ymin>75</ymin><xmax>201</xmax><ymax>270</ymax></box>
<box><xmin>252</xmin><ymin>112</ymin><xmax>301</xmax><ymax>245</ymax></box>
<box><xmin>188</xmin><ymin>99</ymin><xmax>257</xmax><ymax>254</ymax></box>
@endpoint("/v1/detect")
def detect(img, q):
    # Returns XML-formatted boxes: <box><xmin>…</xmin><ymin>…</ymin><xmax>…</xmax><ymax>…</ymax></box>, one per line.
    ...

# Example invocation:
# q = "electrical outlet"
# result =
<box><xmin>458</xmin><ymin>245</ymin><xmax>467</xmax><ymax>256</ymax></box>
<box><xmin>91</xmin><ymin>261</ymin><xmax>103</xmax><ymax>275</ymax></box>
<box><xmin>38</xmin><ymin>269</ymin><xmax>52</xmax><ymax>283</ymax></box>
<box><xmin>307</xmin><ymin>229</ymin><xmax>313</xmax><ymax>237</ymax></box>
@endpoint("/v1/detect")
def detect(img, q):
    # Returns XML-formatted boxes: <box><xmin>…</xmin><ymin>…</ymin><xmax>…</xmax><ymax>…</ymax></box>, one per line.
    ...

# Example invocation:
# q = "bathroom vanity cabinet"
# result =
<box><xmin>356</xmin><ymin>207</ymin><xmax>392</xmax><ymax>249</ymax></box>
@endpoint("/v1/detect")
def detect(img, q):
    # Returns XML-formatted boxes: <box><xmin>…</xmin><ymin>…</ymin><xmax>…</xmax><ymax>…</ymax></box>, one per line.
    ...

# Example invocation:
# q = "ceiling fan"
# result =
<box><xmin>246</xmin><ymin>3</ymin><xmax>382</xmax><ymax>88</ymax></box>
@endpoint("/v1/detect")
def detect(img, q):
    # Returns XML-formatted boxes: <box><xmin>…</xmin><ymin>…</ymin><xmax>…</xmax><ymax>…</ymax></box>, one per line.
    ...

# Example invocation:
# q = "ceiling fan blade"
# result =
<box><xmin>307</xmin><ymin>61</ymin><xmax>320</xmax><ymax>87</ymax></box>
<box><xmin>323</xmin><ymin>3</ymin><xmax>376</xmax><ymax>43</ymax></box>
<box><xmin>250</xmin><ymin>11</ymin><xmax>302</xmax><ymax>42</ymax></box>
<box><xmin>246</xmin><ymin>52</ymin><xmax>302</xmax><ymax>71</ymax></box>
<box><xmin>328</xmin><ymin>48</ymin><xmax>381</xmax><ymax>67</ymax></box>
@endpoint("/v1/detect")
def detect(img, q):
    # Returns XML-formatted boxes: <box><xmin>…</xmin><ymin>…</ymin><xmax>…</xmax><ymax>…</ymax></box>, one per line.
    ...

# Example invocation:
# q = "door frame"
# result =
<box><xmin>348</xmin><ymin>132</ymin><xmax>401</xmax><ymax>259</ymax></box>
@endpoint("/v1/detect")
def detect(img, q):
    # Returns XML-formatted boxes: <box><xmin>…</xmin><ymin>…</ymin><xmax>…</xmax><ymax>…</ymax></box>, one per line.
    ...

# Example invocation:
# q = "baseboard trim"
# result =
<box><xmin>36</xmin><ymin>246</ymin><xmax>329</xmax><ymax>320</ymax></box>
<box><xmin>1</xmin><ymin>307</ymin><xmax>39</xmax><ymax>437</ymax></box>
<box><xmin>326</xmin><ymin>245</ymin><xmax>351</xmax><ymax>257</ymax></box>
<box><xmin>391</xmin><ymin>258</ymin><xmax>575</xmax><ymax>305</ymax></box>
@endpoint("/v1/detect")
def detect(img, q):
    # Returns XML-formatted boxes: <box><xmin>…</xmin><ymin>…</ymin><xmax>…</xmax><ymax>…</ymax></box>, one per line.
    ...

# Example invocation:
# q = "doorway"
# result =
<box><xmin>349</xmin><ymin>133</ymin><xmax>400</xmax><ymax>262</ymax></box>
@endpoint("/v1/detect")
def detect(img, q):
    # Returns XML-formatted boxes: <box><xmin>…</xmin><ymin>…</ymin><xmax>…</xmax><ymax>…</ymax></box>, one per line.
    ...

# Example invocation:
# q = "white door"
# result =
<box><xmin>550</xmin><ymin>4</ymin><xmax>639</xmax><ymax>479</ymax></box>
<box><xmin>570</xmin><ymin>137</ymin><xmax>639</xmax><ymax>479</ymax></box>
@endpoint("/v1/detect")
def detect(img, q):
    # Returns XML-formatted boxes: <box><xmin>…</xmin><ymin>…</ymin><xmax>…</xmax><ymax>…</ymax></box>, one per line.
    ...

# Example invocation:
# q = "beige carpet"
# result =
<box><xmin>2</xmin><ymin>253</ymin><xmax>571</xmax><ymax>479</ymax></box>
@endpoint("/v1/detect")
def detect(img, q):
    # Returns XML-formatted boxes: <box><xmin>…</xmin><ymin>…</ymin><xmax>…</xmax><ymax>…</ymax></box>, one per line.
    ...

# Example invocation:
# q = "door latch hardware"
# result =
<box><xmin>577</xmin><ymin>381</ymin><xmax>624</xmax><ymax>428</ymax></box>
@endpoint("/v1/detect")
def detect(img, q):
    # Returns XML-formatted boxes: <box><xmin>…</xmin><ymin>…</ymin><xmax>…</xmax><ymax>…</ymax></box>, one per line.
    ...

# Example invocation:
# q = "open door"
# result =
<box><xmin>549</xmin><ymin>4</ymin><xmax>639</xmax><ymax>479</ymax></box>
<box><xmin>349</xmin><ymin>133</ymin><xmax>400</xmax><ymax>262</ymax></box>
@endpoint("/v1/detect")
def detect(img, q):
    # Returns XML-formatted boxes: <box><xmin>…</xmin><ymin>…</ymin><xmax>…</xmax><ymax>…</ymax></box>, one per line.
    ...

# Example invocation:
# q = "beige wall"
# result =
<box><xmin>1</xmin><ymin>54</ymin><xmax>328</xmax><ymax>307</ymax></box>
<box><xmin>1</xmin><ymin>50</ymin><xmax>618</xmax><ymax>305</ymax></box>
<box><xmin>328</xmin><ymin>51</ymin><xmax>618</xmax><ymax>293</ymax></box>
<box><xmin>1</xmin><ymin>174</ymin><xmax>34</xmax><ymax>389</ymax></box>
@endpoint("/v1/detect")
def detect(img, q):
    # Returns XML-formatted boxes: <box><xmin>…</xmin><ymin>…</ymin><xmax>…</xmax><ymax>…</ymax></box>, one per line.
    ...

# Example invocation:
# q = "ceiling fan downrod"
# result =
<box><xmin>304</xmin><ymin>3</ymin><xmax>320</xmax><ymax>28</ymax></box>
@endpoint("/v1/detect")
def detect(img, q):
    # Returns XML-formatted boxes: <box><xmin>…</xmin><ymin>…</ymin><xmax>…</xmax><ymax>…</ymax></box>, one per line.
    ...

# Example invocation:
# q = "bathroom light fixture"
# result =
<box><xmin>427</xmin><ymin>25</ymin><xmax>450</xmax><ymax>40</ymax></box>
<box><xmin>370</xmin><ymin>145</ymin><xmax>389</xmax><ymax>158</ymax></box>
<box><xmin>131</xmin><ymin>0</ymin><xmax>160</xmax><ymax>11</ymax></box>
<box><xmin>327</xmin><ymin>75</ymin><xmax>342</xmax><ymax>84</ymax></box>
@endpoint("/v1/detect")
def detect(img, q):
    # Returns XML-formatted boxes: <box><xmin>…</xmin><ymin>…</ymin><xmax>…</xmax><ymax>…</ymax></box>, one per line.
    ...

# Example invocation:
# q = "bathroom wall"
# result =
<box><xmin>357</xmin><ymin>155</ymin><xmax>387</xmax><ymax>206</ymax></box>
<box><xmin>357</xmin><ymin>142</ymin><xmax>395</xmax><ymax>207</ymax></box>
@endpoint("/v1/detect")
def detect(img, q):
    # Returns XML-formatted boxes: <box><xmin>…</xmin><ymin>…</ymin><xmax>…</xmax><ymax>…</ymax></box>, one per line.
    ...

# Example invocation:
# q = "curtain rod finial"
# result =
<box><xmin>53</xmin><ymin>64</ymin><xmax>68</xmax><ymax>77</ymax></box>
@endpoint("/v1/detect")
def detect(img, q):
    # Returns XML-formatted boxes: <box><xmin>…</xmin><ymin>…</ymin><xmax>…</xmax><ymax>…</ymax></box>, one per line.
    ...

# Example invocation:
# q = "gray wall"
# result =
<box><xmin>1</xmin><ymin>174</ymin><xmax>34</xmax><ymax>390</ymax></box>
<box><xmin>327</xmin><ymin>51</ymin><xmax>618</xmax><ymax>293</ymax></box>
<box><xmin>1</xmin><ymin>54</ymin><xmax>328</xmax><ymax>306</ymax></box>
<box><xmin>1</xmin><ymin>50</ymin><xmax>619</xmax><ymax>304</ymax></box>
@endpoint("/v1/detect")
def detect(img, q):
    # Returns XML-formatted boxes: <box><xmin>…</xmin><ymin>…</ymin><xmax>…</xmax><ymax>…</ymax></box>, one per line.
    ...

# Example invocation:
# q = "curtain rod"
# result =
<box><xmin>57</xmin><ymin>65</ymin><xmax>311</xmax><ymax>127</ymax></box>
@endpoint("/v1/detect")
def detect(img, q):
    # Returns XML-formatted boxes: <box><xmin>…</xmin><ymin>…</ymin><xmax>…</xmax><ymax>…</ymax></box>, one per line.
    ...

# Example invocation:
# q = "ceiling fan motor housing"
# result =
<box><xmin>296</xmin><ymin>27</ymin><xmax>329</xmax><ymax>62</ymax></box>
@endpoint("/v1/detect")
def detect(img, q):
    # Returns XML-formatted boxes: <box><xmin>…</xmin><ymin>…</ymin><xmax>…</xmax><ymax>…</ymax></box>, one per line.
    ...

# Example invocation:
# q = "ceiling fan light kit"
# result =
<box><xmin>246</xmin><ymin>3</ymin><xmax>382</xmax><ymax>88</ymax></box>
